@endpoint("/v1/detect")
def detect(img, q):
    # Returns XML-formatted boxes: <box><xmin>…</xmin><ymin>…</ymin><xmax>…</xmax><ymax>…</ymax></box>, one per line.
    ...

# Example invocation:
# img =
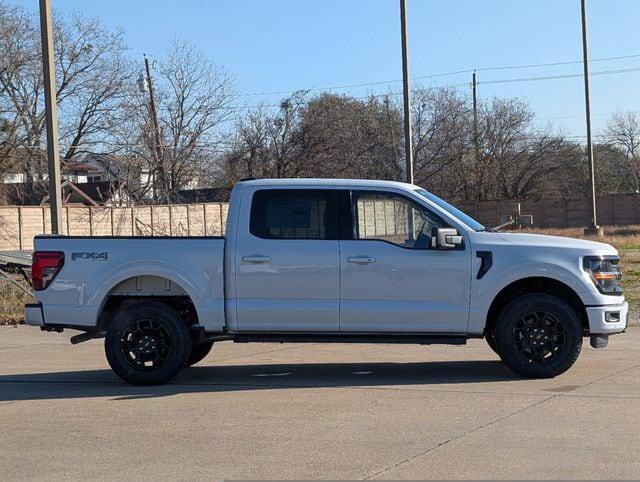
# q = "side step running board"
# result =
<box><xmin>230</xmin><ymin>333</ymin><xmax>467</xmax><ymax>345</ymax></box>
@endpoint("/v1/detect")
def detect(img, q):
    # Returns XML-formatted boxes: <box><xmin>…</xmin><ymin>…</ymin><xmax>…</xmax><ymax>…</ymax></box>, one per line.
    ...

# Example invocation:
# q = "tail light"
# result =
<box><xmin>32</xmin><ymin>251</ymin><xmax>65</xmax><ymax>291</ymax></box>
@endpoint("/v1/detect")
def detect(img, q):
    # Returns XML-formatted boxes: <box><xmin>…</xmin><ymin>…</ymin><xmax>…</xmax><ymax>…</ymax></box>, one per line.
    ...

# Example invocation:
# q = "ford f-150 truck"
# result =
<box><xmin>25</xmin><ymin>179</ymin><xmax>628</xmax><ymax>385</ymax></box>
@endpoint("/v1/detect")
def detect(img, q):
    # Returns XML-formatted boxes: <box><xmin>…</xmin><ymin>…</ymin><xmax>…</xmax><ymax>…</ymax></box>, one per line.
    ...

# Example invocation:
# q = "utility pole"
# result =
<box><xmin>143</xmin><ymin>55</ymin><xmax>163</xmax><ymax>201</ymax></box>
<box><xmin>38</xmin><ymin>0</ymin><xmax>62</xmax><ymax>233</ymax></box>
<box><xmin>580</xmin><ymin>0</ymin><xmax>602</xmax><ymax>236</ymax></box>
<box><xmin>472</xmin><ymin>70</ymin><xmax>479</xmax><ymax>166</ymax></box>
<box><xmin>400</xmin><ymin>0</ymin><xmax>414</xmax><ymax>184</ymax></box>
<box><xmin>143</xmin><ymin>55</ymin><xmax>162</xmax><ymax>163</ymax></box>
<box><xmin>383</xmin><ymin>96</ymin><xmax>399</xmax><ymax>168</ymax></box>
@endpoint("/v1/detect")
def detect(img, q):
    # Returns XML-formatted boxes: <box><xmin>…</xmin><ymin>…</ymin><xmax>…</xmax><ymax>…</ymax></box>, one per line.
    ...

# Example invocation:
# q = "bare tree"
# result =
<box><xmin>0</xmin><ymin>1</ymin><xmax>40</xmax><ymax>182</ymax></box>
<box><xmin>219</xmin><ymin>92</ymin><xmax>310</xmax><ymax>184</ymax></box>
<box><xmin>410</xmin><ymin>87</ymin><xmax>471</xmax><ymax>188</ymax></box>
<box><xmin>219</xmin><ymin>91</ymin><xmax>405</xmax><ymax>185</ymax></box>
<box><xmin>473</xmin><ymin>98</ymin><xmax>562</xmax><ymax>200</ymax></box>
<box><xmin>0</xmin><ymin>4</ymin><xmax>130</xmax><ymax>202</ymax></box>
<box><xmin>114</xmin><ymin>40</ymin><xmax>235</xmax><ymax>203</ymax></box>
<box><xmin>606</xmin><ymin>111</ymin><xmax>640</xmax><ymax>192</ymax></box>
<box><xmin>298</xmin><ymin>93</ymin><xmax>403</xmax><ymax>179</ymax></box>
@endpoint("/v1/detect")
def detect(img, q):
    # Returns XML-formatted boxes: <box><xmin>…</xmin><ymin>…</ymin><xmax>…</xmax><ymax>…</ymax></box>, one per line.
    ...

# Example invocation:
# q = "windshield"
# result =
<box><xmin>414</xmin><ymin>188</ymin><xmax>486</xmax><ymax>231</ymax></box>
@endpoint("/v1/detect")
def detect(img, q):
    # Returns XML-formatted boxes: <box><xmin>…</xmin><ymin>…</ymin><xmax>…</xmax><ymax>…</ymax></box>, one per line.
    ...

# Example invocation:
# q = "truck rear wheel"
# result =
<box><xmin>494</xmin><ymin>293</ymin><xmax>582</xmax><ymax>378</ymax></box>
<box><xmin>105</xmin><ymin>301</ymin><xmax>191</xmax><ymax>385</ymax></box>
<box><xmin>188</xmin><ymin>340</ymin><xmax>214</xmax><ymax>366</ymax></box>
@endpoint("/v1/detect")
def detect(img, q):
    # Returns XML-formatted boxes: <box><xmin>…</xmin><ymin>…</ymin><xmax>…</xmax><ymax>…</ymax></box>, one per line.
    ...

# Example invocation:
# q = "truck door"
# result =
<box><xmin>339</xmin><ymin>190</ymin><xmax>471</xmax><ymax>333</ymax></box>
<box><xmin>235</xmin><ymin>188</ymin><xmax>340</xmax><ymax>331</ymax></box>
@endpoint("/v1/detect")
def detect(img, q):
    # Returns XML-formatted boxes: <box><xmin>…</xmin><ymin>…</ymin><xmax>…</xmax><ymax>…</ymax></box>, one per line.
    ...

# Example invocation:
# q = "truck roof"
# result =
<box><xmin>238</xmin><ymin>178</ymin><xmax>418</xmax><ymax>190</ymax></box>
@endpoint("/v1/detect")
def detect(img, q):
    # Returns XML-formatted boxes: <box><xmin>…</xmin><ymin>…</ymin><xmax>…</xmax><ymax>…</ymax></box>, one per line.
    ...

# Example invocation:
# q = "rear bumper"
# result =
<box><xmin>24</xmin><ymin>303</ymin><xmax>45</xmax><ymax>327</ymax></box>
<box><xmin>24</xmin><ymin>303</ymin><xmax>95</xmax><ymax>333</ymax></box>
<box><xmin>586</xmin><ymin>301</ymin><xmax>628</xmax><ymax>334</ymax></box>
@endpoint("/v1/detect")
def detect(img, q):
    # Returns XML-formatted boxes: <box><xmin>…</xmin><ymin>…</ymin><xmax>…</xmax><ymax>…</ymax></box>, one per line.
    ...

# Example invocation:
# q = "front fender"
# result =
<box><xmin>468</xmin><ymin>258</ymin><xmax>591</xmax><ymax>335</ymax></box>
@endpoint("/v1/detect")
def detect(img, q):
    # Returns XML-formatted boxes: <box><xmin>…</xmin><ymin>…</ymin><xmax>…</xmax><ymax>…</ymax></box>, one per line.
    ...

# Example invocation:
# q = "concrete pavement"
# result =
<box><xmin>1</xmin><ymin>326</ymin><xmax>639</xmax><ymax>480</ymax></box>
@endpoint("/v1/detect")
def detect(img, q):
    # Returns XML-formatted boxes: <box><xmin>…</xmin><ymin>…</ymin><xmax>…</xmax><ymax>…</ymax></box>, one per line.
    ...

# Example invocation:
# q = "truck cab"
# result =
<box><xmin>25</xmin><ymin>179</ymin><xmax>628</xmax><ymax>385</ymax></box>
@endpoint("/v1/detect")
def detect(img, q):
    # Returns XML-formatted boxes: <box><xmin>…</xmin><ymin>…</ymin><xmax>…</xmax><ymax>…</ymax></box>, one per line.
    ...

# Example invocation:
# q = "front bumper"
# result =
<box><xmin>24</xmin><ymin>303</ymin><xmax>45</xmax><ymax>327</ymax></box>
<box><xmin>586</xmin><ymin>301</ymin><xmax>628</xmax><ymax>334</ymax></box>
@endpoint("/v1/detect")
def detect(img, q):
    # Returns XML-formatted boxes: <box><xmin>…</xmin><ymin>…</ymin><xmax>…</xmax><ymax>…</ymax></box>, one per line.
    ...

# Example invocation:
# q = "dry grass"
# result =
<box><xmin>0</xmin><ymin>281</ymin><xmax>33</xmax><ymax>325</ymax></box>
<box><xmin>520</xmin><ymin>225</ymin><xmax>640</xmax><ymax>324</ymax></box>
<box><xmin>521</xmin><ymin>225</ymin><xmax>640</xmax><ymax>251</ymax></box>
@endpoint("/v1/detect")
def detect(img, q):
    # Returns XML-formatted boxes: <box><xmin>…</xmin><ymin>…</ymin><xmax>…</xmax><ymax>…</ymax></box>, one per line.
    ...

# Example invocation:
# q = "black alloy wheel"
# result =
<box><xmin>120</xmin><ymin>318</ymin><xmax>173</xmax><ymax>370</ymax></box>
<box><xmin>105</xmin><ymin>301</ymin><xmax>191</xmax><ymax>385</ymax></box>
<box><xmin>494</xmin><ymin>293</ymin><xmax>582</xmax><ymax>378</ymax></box>
<box><xmin>512</xmin><ymin>311</ymin><xmax>567</xmax><ymax>364</ymax></box>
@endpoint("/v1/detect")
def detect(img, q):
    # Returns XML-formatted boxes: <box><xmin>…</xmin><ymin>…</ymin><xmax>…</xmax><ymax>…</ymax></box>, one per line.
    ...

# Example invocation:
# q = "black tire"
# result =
<box><xmin>105</xmin><ymin>301</ymin><xmax>192</xmax><ymax>385</ymax></box>
<box><xmin>188</xmin><ymin>340</ymin><xmax>214</xmax><ymax>366</ymax></box>
<box><xmin>494</xmin><ymin>293</ymin><xmax>582</xmax><ymax>378</ymax></box>
<box><xmin>485</xmin><ymin>331</ymin><xmax>500</xmax><ymax>356</ymax></box>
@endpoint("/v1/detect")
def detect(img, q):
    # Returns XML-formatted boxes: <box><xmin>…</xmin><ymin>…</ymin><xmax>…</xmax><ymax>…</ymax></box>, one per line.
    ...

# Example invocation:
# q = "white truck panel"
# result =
<box><xmin>33</xmin><ymin>237</ymin><xmax>226</xmax><ymax>332</ymax></box>
<box><xmin>25</xmin><ymin>179</ymin><xmax>630</xmax><ymax>385</ymax></box>
<box><xmin>29</xmin><ymin>180</ymin><xmax>628</xmax><ymax>340</ymax></box>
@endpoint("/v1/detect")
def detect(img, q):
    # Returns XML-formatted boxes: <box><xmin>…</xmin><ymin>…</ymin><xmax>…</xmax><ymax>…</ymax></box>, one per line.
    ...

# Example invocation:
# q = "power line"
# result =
<box><xmin>238</xmin><ymin>53</ymin><xmax>640</xmax><ymax>97</ymax></box>
<box><xmin>229</xmin><ymin>65</ymin><xmax>640</xmax><ymax>112</ymax></box>
<box><xmin>478</xmin><ymin>66</ymin><xmax>640</xmax><ymax>85</ymax></box>
<box><xmin>13</xmin><ymin>131</ymin><xmax>623</xmax><ymax>152</ymax></box>
<box><xmin>537</xmin><ymin>109</ymin><xmax>640</xmax><ymax>121</ymax></box>
<box><xmin>477</xmin><ymin>53</ymin><xmax>640</xmax><ymax>72</ymax></box>
<box><xmin>239</xmin><ymin>69</ymin><xmax>473</xmax><ymax>97</ymax></box>
<box><xmin>230</xmin><ymin>91</ymin><xmax>406</xmax><ymax>111</ymax></box>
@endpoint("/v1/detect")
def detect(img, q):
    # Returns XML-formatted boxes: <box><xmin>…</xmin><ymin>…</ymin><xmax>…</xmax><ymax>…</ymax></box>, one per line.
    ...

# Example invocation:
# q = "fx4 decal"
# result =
<box><xmin>71</xmin><ymin>252</ymin><xmax>109</xmax><ymax>261</ymax></box>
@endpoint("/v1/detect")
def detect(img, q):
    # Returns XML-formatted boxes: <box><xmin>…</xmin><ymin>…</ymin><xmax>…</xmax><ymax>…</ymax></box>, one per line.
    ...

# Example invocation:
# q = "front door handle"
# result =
<box><xmin>347</xmin><ymin>256</ymin><xmax>376</xmax><ymax>264</ymax></box>
<box><xmin>242</xmin><ymin>255</ymin><xmax>271</xmax><ymax>263</ymax></box>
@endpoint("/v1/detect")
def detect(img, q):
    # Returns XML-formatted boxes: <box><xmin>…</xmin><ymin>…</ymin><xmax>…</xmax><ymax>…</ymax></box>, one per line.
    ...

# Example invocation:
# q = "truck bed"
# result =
<box><xmin>32</xmin><ymin>235</ymin><xmax>226</xmax><ymax>332</ymax></box>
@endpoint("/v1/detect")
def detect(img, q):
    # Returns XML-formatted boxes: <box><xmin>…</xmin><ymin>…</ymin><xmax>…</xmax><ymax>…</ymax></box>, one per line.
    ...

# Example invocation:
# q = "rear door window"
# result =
<box><xmin>250</xmin><ymin>189</ymin><xmax>339</xmax><ymax>240</ymax></box>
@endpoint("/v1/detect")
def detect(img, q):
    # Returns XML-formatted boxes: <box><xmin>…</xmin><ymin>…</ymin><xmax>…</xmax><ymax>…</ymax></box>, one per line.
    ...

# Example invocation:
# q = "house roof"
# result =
<box><xmin>63</xmin><ymin>162</ymin><xmax>104</xmax><ymax>173</ymax></box>
<box><xmin>176</xmin><ymin>187</ymin><xmax>231</xmax><ymax>203</ymax></box>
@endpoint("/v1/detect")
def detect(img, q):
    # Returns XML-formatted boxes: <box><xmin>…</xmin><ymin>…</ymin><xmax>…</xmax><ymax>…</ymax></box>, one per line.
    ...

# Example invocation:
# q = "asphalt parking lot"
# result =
<box><xmin>1</xmin><ymin>325</ymin><xmax>640</xmax><ymax>480</ymax></box>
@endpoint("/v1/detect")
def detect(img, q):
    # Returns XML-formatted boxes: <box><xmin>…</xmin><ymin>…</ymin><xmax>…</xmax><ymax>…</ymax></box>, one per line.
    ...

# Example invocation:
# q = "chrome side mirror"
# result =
<box><xmin>433</xmin><ymin>228</ymin><xmax>463</xmax><ymax>249</ymax></box>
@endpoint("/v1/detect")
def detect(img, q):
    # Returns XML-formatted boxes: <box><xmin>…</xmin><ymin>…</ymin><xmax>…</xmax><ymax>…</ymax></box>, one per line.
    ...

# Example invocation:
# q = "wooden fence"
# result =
<box><xmin>1</xmin><ymin>193</ymin><xmax>638</xmax><ymax>251</ymax></box>
<box><xmin>0</xmin><ymin>203</ymin><xmax>228</xmax><ymax>251</ymax></box>
<box><xmin>455</xmin><ymin>193</ymin><xmax>640</xmax><ymax>229</ymax></box>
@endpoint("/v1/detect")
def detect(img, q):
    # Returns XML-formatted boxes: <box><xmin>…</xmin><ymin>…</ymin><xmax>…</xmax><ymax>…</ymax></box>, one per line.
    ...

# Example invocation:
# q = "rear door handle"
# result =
<box><xmin>242</xmin><ymin>255</ymin><xmax>271</xmax><ymax>263</ymax></box>
<box><xmin>347</xmin><ymin>256</ymin><xmax>376</xmax><ymax>264</ymax></box>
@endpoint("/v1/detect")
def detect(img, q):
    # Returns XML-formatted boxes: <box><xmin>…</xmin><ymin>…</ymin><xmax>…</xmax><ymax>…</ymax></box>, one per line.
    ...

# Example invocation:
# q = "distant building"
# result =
<box><xmin>2</xmin><ymin>170</ymin><xmax>27</xmax><ymax>184</ymax></box>
<box><xmin>2</xmin><ymin>150</ymin><xmax>209</xmax><ymax>206</ymax></box>
<box><xmin>62</xmin><ymin>161</ymin><xmax>107</xmax><ymax>184</ymax></box>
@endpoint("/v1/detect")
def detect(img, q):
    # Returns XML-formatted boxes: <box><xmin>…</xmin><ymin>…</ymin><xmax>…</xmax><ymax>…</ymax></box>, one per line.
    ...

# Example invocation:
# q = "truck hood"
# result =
<box><xmin>493</xmin><ymin>232</ymin><xmax>618</xmax><ymax>255</ymax></box>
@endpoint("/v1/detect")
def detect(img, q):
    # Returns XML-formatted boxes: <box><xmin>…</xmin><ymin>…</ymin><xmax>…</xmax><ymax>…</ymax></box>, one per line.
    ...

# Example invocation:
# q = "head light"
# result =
<box><xmin>583</xmin><ymin>256</ymin><xmax>622</xmax><ymax>295</ymax></box>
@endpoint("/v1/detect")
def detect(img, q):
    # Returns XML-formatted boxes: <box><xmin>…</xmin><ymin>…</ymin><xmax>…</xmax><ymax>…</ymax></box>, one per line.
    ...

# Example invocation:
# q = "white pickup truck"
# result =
<box><xmin>25</xmin><ymin>179</ymin><xmax>628</xmax><ymax>385</ymax></box>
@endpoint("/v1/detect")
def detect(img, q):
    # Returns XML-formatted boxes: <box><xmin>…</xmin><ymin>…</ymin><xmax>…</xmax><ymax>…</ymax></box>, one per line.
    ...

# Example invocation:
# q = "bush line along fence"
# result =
<box><xmin>0</xmin><ymin>193</ymin><xmax>638</xmax><ymax>251</ymax></box>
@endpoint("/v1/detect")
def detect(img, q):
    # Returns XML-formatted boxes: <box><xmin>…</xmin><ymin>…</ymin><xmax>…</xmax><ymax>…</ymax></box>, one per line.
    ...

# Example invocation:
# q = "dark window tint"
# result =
<box><xmin>250</xmin><ymin>189</ymin><xmax>338</xmax><ymax>240</ymax></box>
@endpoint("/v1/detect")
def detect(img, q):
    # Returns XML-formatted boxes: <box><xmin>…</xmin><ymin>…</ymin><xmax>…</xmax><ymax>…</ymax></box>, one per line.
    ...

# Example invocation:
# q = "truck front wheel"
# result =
<box><xmin>485</xmin><ymin>331</ymin><xmax>499</xmax><ymax>356</ymax></box>
<box><xmin>188</xmin><ymin>340</ymin><xmax>214</xmax><ymax>366</ymax></box>
<box><xmin>494</xmin><ymin>293</ymin><xmax>582</xmax><ymax>378</ymax></box>
<box><xmin>105</xmin><ymin>301</ymin><xmax>192</xmax><ymax>385</ymax></box>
